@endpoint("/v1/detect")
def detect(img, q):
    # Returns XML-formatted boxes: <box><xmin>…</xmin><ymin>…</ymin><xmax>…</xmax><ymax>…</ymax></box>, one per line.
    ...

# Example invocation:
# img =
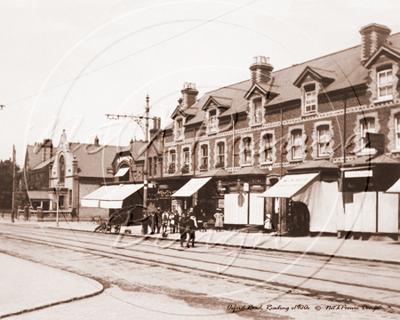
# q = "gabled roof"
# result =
<box><xmin>32</xmin><ymin>156</ymin><xmax>55</xmax><ymax>170</ymax></box>
<box><xmin>172</xmin><ymin>32</ymin><xmax>400</xmax><ymax>128</ymax></box>
<box><xmin>364</xmin><ymin>44</ymin><xmax>400</xmax><ymax>68</ymax></box>
<box><xmin>202</xmin><ymin>96</ymin><xmax>233</xmax><ymax>111</ymax></box>
<box><xmin>70</xmin><ymin>143</ymin><xmax>119</xmax><ymax>178</ymax></box>
<box><xmin>244</xmin><ymin>83</ymin><xmax>279</xmax><ymax>100</ymax></box>
<box><xmin>293</xmin><ymin>66</ymin><xmax>336</xmax><ymax>88</ymax></box>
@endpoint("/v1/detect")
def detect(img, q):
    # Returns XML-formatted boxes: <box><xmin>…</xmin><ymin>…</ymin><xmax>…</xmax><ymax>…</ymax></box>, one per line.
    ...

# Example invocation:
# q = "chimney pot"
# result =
<box><xmin>250</xmin><ymin>56</ymin><xmax>274</xmax><ymax>85</ymax></box>
<box><xmin>359</xmin><ymin>23</ymin><xmax>391</xmax><ymax>63</ymax></box>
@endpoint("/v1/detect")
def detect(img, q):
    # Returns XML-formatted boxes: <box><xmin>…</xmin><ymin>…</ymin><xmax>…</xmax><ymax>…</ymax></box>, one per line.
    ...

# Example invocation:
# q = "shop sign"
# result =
<box><xmin>344</xmin><ymin>170</ymin><xmax>373</xmax><ymax>178</ymax></box>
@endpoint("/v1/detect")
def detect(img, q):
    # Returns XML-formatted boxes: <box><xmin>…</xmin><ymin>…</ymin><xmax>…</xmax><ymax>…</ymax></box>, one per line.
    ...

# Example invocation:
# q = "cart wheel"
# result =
<box><xmin>114</xmin><ymin>225</ymin><xmax>121</xmax><ymax>234</ymax></box>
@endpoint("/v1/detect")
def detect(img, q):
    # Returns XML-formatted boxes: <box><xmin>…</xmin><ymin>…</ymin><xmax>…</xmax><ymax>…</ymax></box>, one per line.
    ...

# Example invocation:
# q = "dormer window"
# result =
<box><xmin>303</xmin><ymin>83</ymin><xmax>317</xmax><ymax>114</ymax></box>
<box><xmin>377</xmin><ymin>66</ymin><xmax>393</xmax><ymax>100</ymax></box>
<box><xmin>175</xmin><ymin>118</ymin><xmax>184</xmax><ymax>141</ymax></box>
<box><xmin>209</xmin><ymin>109</ymin><xmax>218</xmax><ymax>133</ymax></box>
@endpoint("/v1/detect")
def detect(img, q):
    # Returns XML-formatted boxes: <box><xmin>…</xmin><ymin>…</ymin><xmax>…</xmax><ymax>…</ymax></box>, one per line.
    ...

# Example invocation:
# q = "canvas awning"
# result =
<box><xmin>114</xmin><ymin>167</ymin><xmax>129</xmax><ymax>177</ymax></box>
<box><xmin>172</xmin><ymin>177</ymin><xmax>212</xmax><ymax>197</ymax></box>
<box><xmin>260</xmin><ymin>173</ymin><xmax>320</xmax><ymax>198</ymax></box>
<box><xmin>81</xmin><ymin>185</ymin><xmax>121</xmax><ymax>207</ymax></box>
<box><xmin>27</xmin><ymin>191</ymin><xmax>51</xmax><ymax>200</ymax></box>
<box><xmin>99</xmin><ymin>184</ymin><xmax>143</xmax><ymax>208</ymax></box>
<box><xmin>386</xmin><ymin>178</ymin><xmax>400</xmax><ymax>193</ymax></box>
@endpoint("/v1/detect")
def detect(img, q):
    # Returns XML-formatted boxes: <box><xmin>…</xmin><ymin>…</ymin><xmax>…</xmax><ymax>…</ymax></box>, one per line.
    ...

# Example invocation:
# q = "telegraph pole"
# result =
<box><xmin>11</xmin><ymin>145</ymin><xmax>15</xmax><ymax>222</ymax></box>
<box><xmin>106</xmin><ymin>95</ymin><xmax>156</xmax><ymax>210</ymax></box>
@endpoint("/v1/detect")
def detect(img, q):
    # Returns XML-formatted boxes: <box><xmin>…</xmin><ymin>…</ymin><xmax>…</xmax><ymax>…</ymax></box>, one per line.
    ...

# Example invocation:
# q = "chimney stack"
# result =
<box><xmin>360</xmin><ymin>23</ymin><xmax>391</xmax><ymax>64</ymax></box>
<box><xmin>94</xmin><ymin>135</ymin><xmax>99</xmax><ymax>147</ymax></box>
<box><xmin>250</xmin><ymin>56</ymin><xmax>274</xmax><ymax>85</ymax></box>
<box><xmin>181</xmin><ymin>82</ymin><xmax>198</xmax><ymax>109</ymax></box>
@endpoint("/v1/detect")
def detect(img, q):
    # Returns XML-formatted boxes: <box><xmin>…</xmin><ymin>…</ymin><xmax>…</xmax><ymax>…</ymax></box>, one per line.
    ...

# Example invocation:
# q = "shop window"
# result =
<box><xmin>243</xmin><ymin>137</ymin><xmax>252</xmax><ymax>165</ymax></box>
<box><xmin>217</xmin><ymin>142</ymin><xmax>225</xmax><ymax>167</ymax></box>
<box><xmin>209</xmin><ymin>109</ymin><xmax>218</xmax><ymax>133</ymax></box>
<box><xmin>303</xmin><ymin>83</ymin><xmax>317</xmax><ymax>114</ymax></box>
<box><xmin>360</xmin><ymin>117</ymin><xmax>375</xmax><ymax>151</ymax></box>
<box><xmin>317</xmin><ymin>125</ymin><xmax>330</xmax><ymax>157</ymax></box>
<box><xmin>291</xmin><ymin>129</ymin><xmax>303</xmax><ymax>159</ymax></box>
<box><xmin>59</xmin><ymin>155</ymin><xmax>65</xmax><ymax>184</ymax></box>
<box><xmin>201</xmin><ymin>145</ymin><xmax>208</xmax><ymax>170</ymax></box>
<box><xmin>262</xmin><ymin>133</ymin><xmax>273</xmax><ymax>162</ymax></box>
<box><xmin>377</xmin><ymin>66</ymin><xmax>393</xmax><ymax>100</ymax></box>
<box><xmin>253</xmin><ymin>98</ymin><xmax>263</xmax><ymax>124</ymax></box>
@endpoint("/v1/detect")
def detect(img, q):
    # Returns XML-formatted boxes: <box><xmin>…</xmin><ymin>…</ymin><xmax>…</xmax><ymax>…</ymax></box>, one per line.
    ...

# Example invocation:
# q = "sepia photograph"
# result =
<box><xmin>0</xmin><ymin>0</ymin><xmax>400</xmax><ymax>319</ymax></box>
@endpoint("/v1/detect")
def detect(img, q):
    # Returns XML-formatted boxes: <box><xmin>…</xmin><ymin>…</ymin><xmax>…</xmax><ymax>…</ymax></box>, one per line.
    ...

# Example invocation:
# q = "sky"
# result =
<box><xmin>1</xmin><ymin>0</ymin><xmax>400</xmax><ymax>166</ymax></box>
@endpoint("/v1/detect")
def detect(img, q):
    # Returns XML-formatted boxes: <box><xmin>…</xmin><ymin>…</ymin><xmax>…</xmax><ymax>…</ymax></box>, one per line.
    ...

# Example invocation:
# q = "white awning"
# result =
<box><xmin>99</xmin><ymin>184</ymin><xmax>143</xmax><ymax>208</ymax></box>
<box><xmin>386</xmin><ymin>178</ymin><xmax>400</xmax><ymax>193</ymax></box>
<box><xmin>260</xmin><ymin>173</ymin><xmax>320</xmax><ymax>198</ymax></box>
<box><xmin>172</xmin><ymin>177</ymin><xmax>212</xmax><ymax>197</ymax></box>
<box><xmin>114</xmin><ymin>167</ymin><xmax>129</xmax><ymax>177</ymax></box>
<box><xmin>81</xmin><ymin>185</ymin><xmax>121</xmax><ymax>207</ymax></box>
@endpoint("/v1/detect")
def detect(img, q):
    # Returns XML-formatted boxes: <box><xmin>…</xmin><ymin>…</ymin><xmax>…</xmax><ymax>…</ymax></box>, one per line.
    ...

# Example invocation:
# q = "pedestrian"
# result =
<box><xmin>137</xmin><ymin>210</ymin><xmax>151</xmax><ymax>235</ymax></box>
<box><xmin>169</xmin><ymin>211</ymin><xmax>176</xmax><ymax>233</ymax></box>
<box><xmin>214</xmin><ymin>208</ymin><xmax>224</xmax><ymax>232</ymax></box>
<box><xmin>150</xmin><ymin>210</ymin><xmax>159</xmax><ymax>234</ymax></box>
<box><xmin>179</xmin><ymin>212</ymin><xmax>189</xmax><ymax>247</ymax></box>
<box><xmin>174</xmin><ymin>210</ymin><xmax>179</xmax><ymax>233</ymax></box>
<box><xmin>161</xmin><ymin>209</ymin><xmax>169</xmax><ymax>233</ymax></box>
<box><xmin>186</xmin><ymin>212</ymin><xmax>198</xmax><ymax>248</ymax></box>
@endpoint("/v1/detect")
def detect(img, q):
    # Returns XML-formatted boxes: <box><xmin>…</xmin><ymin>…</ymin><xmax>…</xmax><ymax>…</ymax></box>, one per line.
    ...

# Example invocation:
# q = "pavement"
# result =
<box><xmin>0</xmin><ymin>252</ymin><xmax>103</xmax><ymax>319</ymax></box>
<box><xmin>0</xmin><ymin>217</ymin><xmax>399</xmax><ymax>318</ymax></box>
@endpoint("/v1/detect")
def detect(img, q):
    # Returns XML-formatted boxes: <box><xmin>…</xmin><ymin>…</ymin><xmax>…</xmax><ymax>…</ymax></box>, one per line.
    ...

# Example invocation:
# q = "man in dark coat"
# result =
<box><xmin>150</xmin><ymin>211</ymin><xmax>159</xmax><ymax>234</ymax></box>
<box><xmin>186</xmin><ymin>213</ymin><xmax>198</xmax><ymax>247</ymax></box>
<box><xmin>179</xmin><ymin>213</ymin><xmax>189</xmax><ymax>247</ymax></box>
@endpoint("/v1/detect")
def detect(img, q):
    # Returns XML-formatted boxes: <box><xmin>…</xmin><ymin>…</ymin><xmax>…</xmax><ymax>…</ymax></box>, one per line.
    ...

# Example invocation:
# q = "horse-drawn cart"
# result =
<box><xmin>93</xmin><ymin>204</ymin><xmax>147</xmax><ymax>234</ymax></box>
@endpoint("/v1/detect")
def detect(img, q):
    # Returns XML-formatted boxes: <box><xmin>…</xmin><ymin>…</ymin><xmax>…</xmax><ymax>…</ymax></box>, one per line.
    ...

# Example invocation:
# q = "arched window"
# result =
<box><xmin>201</xmin><ymin>145</ymin><xmax>208</xmax><ymax>170</ymax></box>
<box><xmin>217</xmin><ymin>142</ymin><xmax>225</xmax><ymax>167</ymax></box>
<box><xmin>59</xmin><ymin>155</ymin><xmax>65</xmax><ymax>184</ymax></box>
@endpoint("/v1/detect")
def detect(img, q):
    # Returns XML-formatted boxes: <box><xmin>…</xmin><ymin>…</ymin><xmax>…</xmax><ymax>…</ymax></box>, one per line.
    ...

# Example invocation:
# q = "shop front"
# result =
<box><xmin>223</xmin><ymin>167</ymin><xmax>267</xmax><ymax>229</ymax></box>
<box><xmin>339</xmin><ymin>155</ymin><xmax>400</xmax><ymax>240</ymax></box>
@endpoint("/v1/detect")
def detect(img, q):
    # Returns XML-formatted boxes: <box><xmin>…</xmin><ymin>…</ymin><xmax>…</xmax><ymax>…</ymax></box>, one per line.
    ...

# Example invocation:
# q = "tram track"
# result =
<box><xmin>2</xmin><ymin>224</ymin><xmax>400</xmax><ymax>282</ymax></box>
<box><xmin>1</xmin><ymin>225</ymin><xmax>400</xmax><ymax>312</ymax></box>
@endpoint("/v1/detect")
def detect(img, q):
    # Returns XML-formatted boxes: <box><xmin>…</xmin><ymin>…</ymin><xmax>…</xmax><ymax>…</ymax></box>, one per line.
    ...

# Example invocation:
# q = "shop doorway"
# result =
<box><xmin>289</xmin><ymin>201</ymin><xmax>310</xmax><ymax>236</ymax></box>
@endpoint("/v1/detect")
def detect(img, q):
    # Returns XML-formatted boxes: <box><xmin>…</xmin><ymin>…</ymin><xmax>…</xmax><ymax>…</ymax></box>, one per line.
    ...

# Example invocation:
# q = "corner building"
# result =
<box><xmin>164</xmin><ymin>23</ymin><xmax>400</xmax><ymax>239</ymax></box>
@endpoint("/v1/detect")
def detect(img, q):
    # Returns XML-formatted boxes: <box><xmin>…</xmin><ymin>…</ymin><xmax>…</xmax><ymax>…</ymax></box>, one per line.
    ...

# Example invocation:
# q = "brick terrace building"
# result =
<box><xmin>163</xmin><ymin>23</ymin><xmax>400</xmax><ymax>239</ymax></box>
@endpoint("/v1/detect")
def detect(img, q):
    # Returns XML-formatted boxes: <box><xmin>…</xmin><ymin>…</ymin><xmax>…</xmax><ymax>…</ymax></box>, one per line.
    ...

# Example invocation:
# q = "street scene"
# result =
<box><xmin>1</xmin><ymin>1</ymin><xmax>400</xmax><ymax>319</ymax></box>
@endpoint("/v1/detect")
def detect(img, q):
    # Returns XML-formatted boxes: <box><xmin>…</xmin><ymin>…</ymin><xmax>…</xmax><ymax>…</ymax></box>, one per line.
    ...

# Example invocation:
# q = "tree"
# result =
<box><xmin>0</xmin><ymin>159</ymin><xmax>19</xmax><ymax>209</ymax></box>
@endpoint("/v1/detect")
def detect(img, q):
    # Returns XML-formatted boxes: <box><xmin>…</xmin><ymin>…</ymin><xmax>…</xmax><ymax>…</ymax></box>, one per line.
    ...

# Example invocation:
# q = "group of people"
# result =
<box><xmin>121</xmin><ymin>206</ymin><xmax>224</xmax><ymax>247</ymax></box>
